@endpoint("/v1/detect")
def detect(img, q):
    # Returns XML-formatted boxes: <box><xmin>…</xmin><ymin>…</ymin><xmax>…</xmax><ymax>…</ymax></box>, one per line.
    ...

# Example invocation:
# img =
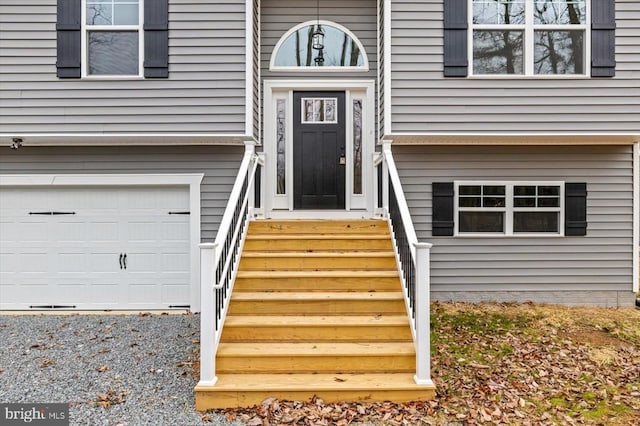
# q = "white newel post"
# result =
<box><xmin>414</xmin><ymin>242</ymin><xmax>434</xmax><ymax>386</ymax></box>
<box><xmin>199</xmin><ymin>242</ymin><xmax>218</xmax><ymax>386</ymax></box>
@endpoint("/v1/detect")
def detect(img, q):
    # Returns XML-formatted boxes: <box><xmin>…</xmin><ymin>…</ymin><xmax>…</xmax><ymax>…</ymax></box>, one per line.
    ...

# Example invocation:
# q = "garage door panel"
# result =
<box><xmin>0</xmin><ymin>185</ymin><xmax>191</xmax><ymax>310</ymax></box>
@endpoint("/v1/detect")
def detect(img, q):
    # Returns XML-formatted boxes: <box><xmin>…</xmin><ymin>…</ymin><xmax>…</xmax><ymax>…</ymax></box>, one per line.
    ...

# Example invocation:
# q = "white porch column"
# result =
<box><xmin>633</xmin><ymin>142</ymin><xmax>639</xmax><ymax>293</ymax></box>
<box><xmin>414</xmin><ymin>241</ymin><xmax>434</xmax><ymax>386</ymax></box>
<box><xmin>198</xmin><ymin>242</ymin><xmax>218</xmax><ymax>386</ymax></box>
<box><xmin>381</xmin><ymin>140</ymin><xmax>391</xmax><ymax>211</ymax></box>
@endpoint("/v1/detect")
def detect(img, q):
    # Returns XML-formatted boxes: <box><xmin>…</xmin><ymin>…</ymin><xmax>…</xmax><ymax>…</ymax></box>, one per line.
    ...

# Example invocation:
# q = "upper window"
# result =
<box><xmin>456</xmin><ymin>181</ymin><xmax>564</xmax><ymax>235</ymax></box>
<box><xmin>270</xmin><ymin>21</ymin><xmax>369</xmax><ymax>71</ymax></box>
<box><xmin>471</xmin><ymin>0</ymin><xmax>588</xmax><ymax>76</ymax></box>
<box><xmin>84</xmin><ymin>0</ymin><xmax>143</xmax><ymax>76</ymax></box>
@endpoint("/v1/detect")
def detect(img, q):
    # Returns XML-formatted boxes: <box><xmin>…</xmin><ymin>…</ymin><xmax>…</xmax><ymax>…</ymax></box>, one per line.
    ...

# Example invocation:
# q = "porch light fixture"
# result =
<box><xmin>312</xmin><ymin>0</ymin><xmax>324</xmax><ymax>64</ymax></box>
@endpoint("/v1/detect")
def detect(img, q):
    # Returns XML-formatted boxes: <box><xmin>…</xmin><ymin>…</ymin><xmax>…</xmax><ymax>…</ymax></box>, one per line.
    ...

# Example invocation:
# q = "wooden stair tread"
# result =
<box><xmin>232</xmin><ymin>292</ymin><xmax>404</xmax><ymax>301</ymax></box>
<box><xmin>217</xmin><ymin>342</ymin><xmax>415</xmax><ymax>356</ymax></box>
<box><xmin>223</xmin><ymin>315</ymin><xmax>410</xmax><ymax>327</ymax></box>
<box><xmin>236</xmin><ymin>270</ymin><xmax>399</xmax><ymax>278</ymax></box>
<box><xmin>197</xmin><ymin>373</ymin><xmax>431</xmax><ymax>391</ymax></box>
<box><xmin>246</xmin><ymin>234</ymin><xmax>389</xmax><ymax>240</ymax></box>
<box><xmin>241</xmin><ymin>251</ymin><xmax>395</xmax><ymax>258</ymax></box>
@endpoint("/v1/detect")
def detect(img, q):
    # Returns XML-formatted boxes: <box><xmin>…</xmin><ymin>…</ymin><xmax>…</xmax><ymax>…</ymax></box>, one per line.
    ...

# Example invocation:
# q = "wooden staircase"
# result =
<box><xmin>195</xmin><ymin>219</ymin><xmax>436</xmax><ymax>409</ymax></box>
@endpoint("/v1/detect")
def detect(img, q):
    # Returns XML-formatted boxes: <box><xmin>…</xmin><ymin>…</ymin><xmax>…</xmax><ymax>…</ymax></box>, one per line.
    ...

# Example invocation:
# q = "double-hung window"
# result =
<box><xmin>83</xmin><ymin>0</ymin><xmax>143</xmax><ymax>77</ymax></box>
<box><xmin>456</xmin><ymin>182</ymin><xmax>564</xmax><ymax>235</ymax></box>
<box><xmin>471</xmin><ymin>0</ymin><xmax>588</xmax><ymax>76</ymax></box>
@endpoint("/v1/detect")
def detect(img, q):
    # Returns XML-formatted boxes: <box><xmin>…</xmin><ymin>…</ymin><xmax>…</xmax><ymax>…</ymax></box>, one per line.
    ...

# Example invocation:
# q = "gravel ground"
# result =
<box><xmin>0</xmin><ymin>313</ymin><xmax>239</xmax><ymax>426</ymax></box>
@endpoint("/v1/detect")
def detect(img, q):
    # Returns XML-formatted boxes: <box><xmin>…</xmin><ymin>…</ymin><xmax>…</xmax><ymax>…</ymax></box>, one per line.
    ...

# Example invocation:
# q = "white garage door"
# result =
<box><xmin>0</xmin><ymin>186</ymin><xmax>191</xmax><ymax>310</ymax></box>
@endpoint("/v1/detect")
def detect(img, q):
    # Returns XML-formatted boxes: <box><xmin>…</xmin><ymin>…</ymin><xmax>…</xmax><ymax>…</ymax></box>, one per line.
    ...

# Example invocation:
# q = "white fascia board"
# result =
<box><xmin>245</xmin><ymin>0</ymin><xmax>255</xmax><ymax>137</ymax></box>
<box><xmin>0</xmin><ymin>134</ymin><xmax>255</xmax><ymax>146</ymax></box>
<box><xmin>383</xmin><ymin>133</ymin><xmax>640</xmax><ymax>145</ymax></box>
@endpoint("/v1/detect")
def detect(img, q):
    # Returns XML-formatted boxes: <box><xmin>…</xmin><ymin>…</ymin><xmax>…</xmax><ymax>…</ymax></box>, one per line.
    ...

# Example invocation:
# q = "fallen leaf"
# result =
<box><xmin>97</xmin><ymin>365</ymin><xmax>109</xmax><ymax>373</ymax></box>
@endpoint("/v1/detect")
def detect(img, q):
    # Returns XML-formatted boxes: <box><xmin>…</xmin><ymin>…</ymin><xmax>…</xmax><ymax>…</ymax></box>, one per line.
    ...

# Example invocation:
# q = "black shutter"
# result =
<box><xmin>432</xmin><ymin>182</ymin><xmax>454</xmax><ymax>236</ymax></box>
<box><xmin>565</xmin><ymin>183</ymin><xmax>587</xmax><ymax>236</ymax></box>
<box><xmin>56</xmin><ymin>0</ymin><xmax>81</xmax><ymax>78</ymax></box>
<box><xmin>144</xmin><ymin>0</ymin><xmax>169</xmax><ymax>78</ymax></box>
<box><xmin>591</xmin><ymin>0</ymin><xmax>616</xmax><ymax>77</ymax></box>
<box><xmin>443</xmin><ymin>0</ymin><xmax>468</xmax><ymax>77</ymax></box>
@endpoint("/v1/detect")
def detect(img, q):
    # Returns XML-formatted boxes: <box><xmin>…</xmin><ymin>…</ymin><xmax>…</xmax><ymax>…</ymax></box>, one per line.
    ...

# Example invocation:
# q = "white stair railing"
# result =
<box><xmin>198</xmin><ymin>142</ymin><xmax>262</xmax><ymax>386</ymax></box>
<box><xmin>375</xmin><ymin>141</ymin><xmax>434</xmax><ymax>386</ymax></box>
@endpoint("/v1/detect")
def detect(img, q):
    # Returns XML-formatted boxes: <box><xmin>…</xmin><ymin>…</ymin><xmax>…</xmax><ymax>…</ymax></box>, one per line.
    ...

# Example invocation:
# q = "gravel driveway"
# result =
<box><xmin>0</xmin><ymin>313</ymin><xmax>238</xmax><ymax>426</ymax></box>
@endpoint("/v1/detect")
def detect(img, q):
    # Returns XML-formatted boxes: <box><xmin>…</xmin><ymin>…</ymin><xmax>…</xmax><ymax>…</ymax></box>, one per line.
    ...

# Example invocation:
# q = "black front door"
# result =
<box><xmin>293</xmin><ymin>91</ymin><xmax>346</xmax><ymax>209</ymax></box>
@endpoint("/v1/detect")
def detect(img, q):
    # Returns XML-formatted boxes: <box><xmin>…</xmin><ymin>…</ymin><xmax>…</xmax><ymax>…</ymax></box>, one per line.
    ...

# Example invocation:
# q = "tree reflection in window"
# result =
<box><xmin>276</xmin><ymin>99</ymin><xmax>286</xmax><ymax>195</ymax></box>
<box><xmin>273</xmin><ymin>23</ymin><xmax>366</xmax><ymax>68</ymax></box>
<box><xmin>353</xmin><ymin>99</ymin><xmax>363</xmax><ymax>195</ymax></box>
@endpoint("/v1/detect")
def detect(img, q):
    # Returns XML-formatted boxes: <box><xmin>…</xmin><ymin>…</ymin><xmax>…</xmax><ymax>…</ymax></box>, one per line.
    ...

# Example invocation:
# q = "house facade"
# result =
<box><xmin>1</xmin><ymin>0</ymin><xmax>639</xmax><ymax>311</ymax></box>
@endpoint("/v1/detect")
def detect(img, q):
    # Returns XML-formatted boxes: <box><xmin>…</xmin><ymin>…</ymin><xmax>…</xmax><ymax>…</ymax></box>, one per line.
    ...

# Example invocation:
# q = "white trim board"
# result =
<box><xmin>0</xmin><ymin>134</ymin><xmax>253</xmax><ymax>147</ymax></box>
<box><xmin>245</xmin><ymin>0</ymin><xmax>255</xmax><ymax>137</ymax></box>
<box><xmin>383</xmin><ymin>133</ymin><xmax>640</xmax><ymax>145</ymax></box>
<box><xmin>0</xmin><ymin>173</ymin><xmax>205</xmax><ymax>312</ymax></box>
<box><xmin>633</xmin><ymin>142</ymin><xmax>639</xmax><ymax>293</ymax></box>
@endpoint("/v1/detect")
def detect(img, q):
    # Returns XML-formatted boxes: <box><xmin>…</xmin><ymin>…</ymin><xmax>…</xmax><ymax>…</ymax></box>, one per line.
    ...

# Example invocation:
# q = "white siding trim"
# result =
<box><xmin>384</xmin><ymin>133</ymin><xmax>640</xmax><ymax>145</ymax></box>
<box><xmin>633</xmin><ymin>142</ymin><xmax>639</xmax><ymax>293</ymax></box>
<box><xmin>245</xmin><ymin>0</ymin><xmax>254</xmax><ymax>136</ymax></box>
<box><xmin>0</xmin><ymin>134</ymin><xmax>252</xmax><ymax>146</ymax></box>
<box><xmin>383</xmin><ymin>0</ymin><xmax>391</xmax><ymax>136</ymax></box>
<box><xmin>0</xmin><ymin>173</ymin><xmax>204</xmax><ymax>312</ymax></box>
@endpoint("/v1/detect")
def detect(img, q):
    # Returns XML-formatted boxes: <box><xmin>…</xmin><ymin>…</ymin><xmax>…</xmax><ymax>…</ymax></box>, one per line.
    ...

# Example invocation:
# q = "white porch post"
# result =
<box><xmin>414</xmin><ymin>241</ymin><xmax>434</xmax><ymax>386</ymax></box>
<box><xmin>381</xmin><ymin>140</ymin><xmax>391</xmax><ymax>211</ymax></box>
<box><xmin>198</xmin><ymin>242</ymin><xmax>218</xmax><ymax>386</ymax></box>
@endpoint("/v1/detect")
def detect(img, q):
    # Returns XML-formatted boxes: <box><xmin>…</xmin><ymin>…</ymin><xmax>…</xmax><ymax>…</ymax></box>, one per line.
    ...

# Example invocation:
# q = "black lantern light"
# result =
<box><xmin>312</xmin><ymin>0</ymin><xmax>324</xmax><ymax>64</ymax></box>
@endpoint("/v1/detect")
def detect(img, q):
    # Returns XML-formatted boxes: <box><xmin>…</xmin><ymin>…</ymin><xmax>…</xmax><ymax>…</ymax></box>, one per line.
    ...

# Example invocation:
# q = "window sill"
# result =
<box><xmin>453</xmin><ymin>233</ymin><xmax>565</xmax><ymax>238</ymax></box>
<box><xmin>466</xmin><ymin>75</ymin><xmax>591</xmax><ymax>80</ymax></box>
<box><xmin>81</xmin><ymin>75</ymin><xmax>145</xmax><ymax>81</ymax></box>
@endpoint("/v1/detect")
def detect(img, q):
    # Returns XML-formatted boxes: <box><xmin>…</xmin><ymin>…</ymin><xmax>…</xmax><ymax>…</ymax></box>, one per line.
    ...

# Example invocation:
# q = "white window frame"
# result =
<box><xmin>454</xmin><ymin>181</ymin><xmax>565</xmax><ymax>237</ymax></box>
<box><xmin>81</xmin><ymin>0</ymin><xmax>144</xmax><ymax>79</ymax></box>
<box><xmin>468</xmin><ymin>0</ymin><xmax>590</xmax><ymax>78</ymax></box>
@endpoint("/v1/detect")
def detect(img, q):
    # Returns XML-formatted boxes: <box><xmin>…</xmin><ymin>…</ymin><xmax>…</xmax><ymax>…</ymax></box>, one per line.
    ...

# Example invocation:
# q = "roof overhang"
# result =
<box><xmin>384</xmin><ymin>133</ymin><xmax>640</xmax><ymax>145</ymax></box>
<box><xmin>0</xmin><ymin>134</ymin><xmax>254</xmax><ymax>147</ymax></box>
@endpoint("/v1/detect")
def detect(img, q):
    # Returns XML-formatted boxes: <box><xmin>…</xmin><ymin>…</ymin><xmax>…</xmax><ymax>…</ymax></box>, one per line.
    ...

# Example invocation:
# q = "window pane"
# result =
<box><xmin>538</xmin><ymin>186</ymin><xmax>560</xmax><ymax>196</ymax></box>
<box><xmin>276</xmin><ymin>99</ymin><xmax>286</xmax><ymax>195</ymax></box>
<box><xmin>483</xmin><ymin>185</ymin><xmax>505</xmax><ymax>196</ymax></box>
<box><xmin>473</xmin><ymin>30</ymin><xmax>524</xmax><ymax>74</ymax></box>
<box><xmin>459</xmin><ymin>212</ymin><xmax>504</xmax><ymax>233</ymax></box>
<box><xmin>353</xmin><ymin>99</ymin><xmax>363</xmax><ymax>195</ymax></box>
<box><xmin>459</xmin><ymin>197</ymin><xmax>481</xmax><ymax>208</ymax></box>
<box><xmin>273</xmin><ymin>24</ymin><xmax>365</xmax><ymax>67</ymax></box>
<box><xmin>514</xmin><ymin>212</ymin><xmax>559</xmax><ymax>233</ymax></box>
<box><xmin>514</xmin><ymin>185</ymin><xmax>535</xmax><ymax>196</ymax></box>
<box><xmin>473</xmin><ymin>0</ymin><xmax>525</xmax><ymax>25</ymax></box>
<box><xmin>459</xmin><ymin>185</ymin><xmax>481</xmax><ymax>196</ymax></box>
<box><xmin>87</xmin><ymin>2</ymin><xmax>113</xmax><ymax>25</ymax></box>
<box><xmin>534</xmin><ymin>30</ymin><xmax>584</xmax><ymax>74</ymax></box>
<box><xmin>514</xmin><ymin>197</ymin><xmax>536</xmax><ymax>207</ymax></box>
<box><xmin>534</xmin><ymin>0</ymin><xmax>586</xmax><ymax>25</ymax></box>
<box><xmin>483</xmin><ymin>197</ymin><xmax>506</xmax><ymax>208</ymax></box>
<box><xmin>88</xmin><ymin>31</ymin><xmax>139</xmax><ymax>75</ymax></box>
<box><xmin>538</xmin><ymin>197</ymin><xmax>560</xmax><ymax>207</ymax></box>
<box><xmin>114</xmin><ymin>2</ymin><xmax>139</xmax><ymax>25</ymax></box>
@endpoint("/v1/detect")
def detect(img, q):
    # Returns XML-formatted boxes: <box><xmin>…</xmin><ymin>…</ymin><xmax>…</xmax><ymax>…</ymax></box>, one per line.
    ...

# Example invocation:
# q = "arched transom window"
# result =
<box><xmin>270</xmin><ymin>20</ymin><xmax>369</xmax><ymax>71</ymax></box>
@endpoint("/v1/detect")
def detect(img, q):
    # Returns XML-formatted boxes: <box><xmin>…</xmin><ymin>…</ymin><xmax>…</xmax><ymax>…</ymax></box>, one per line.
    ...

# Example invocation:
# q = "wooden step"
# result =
<box><xmin>243</xmin><ymin>234</ymin><xmax>393</xmax><ymax>251</ymax></box>
<box><xmin>238</xmin><ymin>251</ymin><xmax>397</xmax><ymax>270</ymax></box>
<box><xmin>234</xmin><ymin>270</ymin><xmax>401</xmax><ymax>292</ymax></box>
<box><xmin>248</xmin><ymin>220</ymin><xmax>389</xmax><ymax>235</ymax></box>
<box><xmin>228</xmin><ymin>292</ymin><xmax>406</xmax><ymax>315</ymax></box>
<box><xmin>220</xmin><ymin>315</ymin><xmax>412</xmax><ymax>342</ymax></box>
<box><xmin>216</xmin><ymin>342</ymin><xmax>415</xmax><ymax>374</ymax></box>
<box><xmin>195</xmin><ymin>373</ymin><xmax>436</xmax><ymax>409</ymax></box>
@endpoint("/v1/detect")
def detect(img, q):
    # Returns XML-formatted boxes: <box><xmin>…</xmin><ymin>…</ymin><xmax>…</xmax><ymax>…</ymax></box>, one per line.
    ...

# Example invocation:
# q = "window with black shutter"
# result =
<box><xmin>56</xmin><ymin>0</ymin><xmax>168</xmax><ymax>78</ymax></box>
<box><xmin>443</xmin><ymin>0</ymin><xmax>615</xmax><ymax>77</ymax></box>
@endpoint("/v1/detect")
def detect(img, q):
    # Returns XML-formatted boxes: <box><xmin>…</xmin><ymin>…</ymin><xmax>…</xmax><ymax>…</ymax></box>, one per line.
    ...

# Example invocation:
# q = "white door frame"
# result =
<box><xmin>0</xmin><ymin>173</ymin><xmax>204</xmax><ymax>311</ymax></box>
<box><xmin>263</xmin><ymin>79</ymin><xmax>376</xmax><ymax>219</ymax></box>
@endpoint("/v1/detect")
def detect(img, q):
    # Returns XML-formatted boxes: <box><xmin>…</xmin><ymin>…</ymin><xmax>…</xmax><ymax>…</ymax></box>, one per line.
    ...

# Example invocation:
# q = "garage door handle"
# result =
<box><xmin>119</xmin><ymin>253</ymin><xmax>123</xmax><ymax>269</ymax></box>
<box><xmin>123</xmin><ymin>253</ymin><xmax>127</xmax><ymax>270</ymax></box>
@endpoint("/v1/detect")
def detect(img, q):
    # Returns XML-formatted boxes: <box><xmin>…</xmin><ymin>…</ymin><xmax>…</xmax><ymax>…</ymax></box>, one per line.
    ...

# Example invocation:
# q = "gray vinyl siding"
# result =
<box><xmin>390</xmin><ymin>0</ymin><xmax>640</xmax><ymax>134</ymax></box>
<box><xmin>0</xmin><ymin>0</ymin><xmax>247</xmax><ymax>135</ymax></box>
<box><xmin>0</xmin><ymin>146</ymin><xmax>243</xmax><ymax>240</ymax></box>
<box><xmin>393</xmin><ymin>145</ymin><xmax>634</xmax><ymax>301</ymax></box>
<box><xmin>260</xmin><ymin>0</ymin><xmax>377</xmax><ymax>80</ymax></box>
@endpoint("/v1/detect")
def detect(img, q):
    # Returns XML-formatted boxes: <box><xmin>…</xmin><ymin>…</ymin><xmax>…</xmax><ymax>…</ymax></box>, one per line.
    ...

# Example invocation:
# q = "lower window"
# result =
<box><xmin>455</xmin><ymin>182</ymin><xmax>563</xmax><ymax>236</ymax></box>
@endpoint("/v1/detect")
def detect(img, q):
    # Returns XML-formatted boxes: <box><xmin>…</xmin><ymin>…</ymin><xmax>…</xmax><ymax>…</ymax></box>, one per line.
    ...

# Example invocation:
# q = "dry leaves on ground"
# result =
<box><xmin>210</xmin><ymin>302</ymin><xmax>640</xmax><ymax>425</ymax></box>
